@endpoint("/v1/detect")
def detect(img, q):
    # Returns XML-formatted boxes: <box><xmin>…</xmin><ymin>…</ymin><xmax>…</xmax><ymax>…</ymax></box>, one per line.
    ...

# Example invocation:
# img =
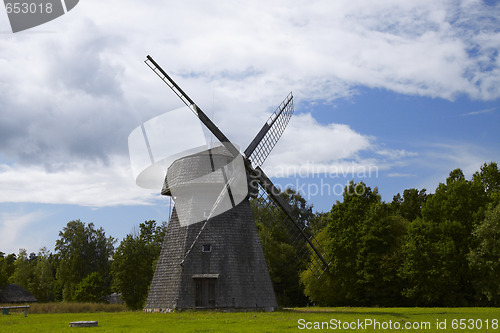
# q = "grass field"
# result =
<box><xmin>0</xmin><ymin>307</ymin><xmax>499</xmax><ymax>332</ymax></box>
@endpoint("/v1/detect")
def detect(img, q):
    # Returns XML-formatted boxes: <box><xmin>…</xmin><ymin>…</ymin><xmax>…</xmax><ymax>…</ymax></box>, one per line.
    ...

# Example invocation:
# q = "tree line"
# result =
<box><xmin>0</xmin><ymin>220</ymin><xmax>166</xmax><ymax>310</ymax></box>
<box><xmin>300</xmin><ymin>162</ymin><xmax>500</xmax><ymax>307</ymax></box>
<box><xmin>1</xmin><ymin>162</ymin><xmax>498</xmax><ymax>308</ymax></box>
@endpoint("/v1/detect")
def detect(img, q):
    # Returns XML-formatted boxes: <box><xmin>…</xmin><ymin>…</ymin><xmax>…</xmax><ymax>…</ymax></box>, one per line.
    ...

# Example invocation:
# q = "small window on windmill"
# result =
<box><xmin>202</xmin><ymin>244</ymin><xmax>212</xmax><ymax>253</ymax></box>
<box><xmin>203</xmin><ymin>210</ymin><xmax>210</xmax><ymax>219</ymax></box>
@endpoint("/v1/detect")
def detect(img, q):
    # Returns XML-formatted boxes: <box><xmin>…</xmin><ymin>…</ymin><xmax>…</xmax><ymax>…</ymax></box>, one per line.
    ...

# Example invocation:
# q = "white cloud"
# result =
<box><xmin>387</xmin><ymin>173</ymin><xmax>417</xmax><ymax>178</ymax></box>
<box><xmin>0</xmin><ymin>0</ymin><xmax>499</xmax><ymax>207</ymax></box>
<box><xmin>461</xmin><ymin>107</ymin><xmax>496</xmax><ymax>116</ymax></box>
<box><xmin>263</xmin><ymin>113</ymin><xmax>400</xmax><ymax>178</ymax></box>
<box><xmin>376</xmin><ymin>149</ymin><xmax>419</xmax><ymax>160</ymax></box>
<box><xmin>0</xmin><ymin>211</ymin><xmax>48</xmax><ymax>254</ymax></box>
<box><xmin>263</xmin><ymin>113</ymin><xmax>377</xmax><ymax>177</ymax></box>
<box><xmin>0</xmin><ymin>156</ymin><xmax>161</xmax><ymax>207</ymax></box>
<box><xmin>262</xmin><ymin>113</ymin><xmax>422</xmax><ymax>179</ymax></box>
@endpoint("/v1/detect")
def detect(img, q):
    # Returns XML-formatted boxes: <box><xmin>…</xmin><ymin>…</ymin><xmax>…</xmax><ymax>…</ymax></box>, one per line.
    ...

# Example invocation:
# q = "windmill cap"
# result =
<box><xmin>162</xmin><ymin>145</ymin><xmax>243</xmax><ymax>195</ymax></box>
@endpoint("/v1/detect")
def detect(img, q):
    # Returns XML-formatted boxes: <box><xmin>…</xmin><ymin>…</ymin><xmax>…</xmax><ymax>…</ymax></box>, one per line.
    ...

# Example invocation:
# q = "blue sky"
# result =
<box><xmin>0</xmin><ymin>0</ymin><xmax>499</xmax><ymax>254</ymax></box>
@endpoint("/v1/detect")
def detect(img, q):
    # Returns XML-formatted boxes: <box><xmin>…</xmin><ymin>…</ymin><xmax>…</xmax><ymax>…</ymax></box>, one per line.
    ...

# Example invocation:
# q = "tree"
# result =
<box><xmin>252</xmin><ymin>188</ymin><xmax>314</xmax><ymax>306</ymax></box>
<box><xmin>31</xmin><ymin>248</ymin><xmax>56</xmax><ymax>302</ymax></box>
<box><xmin>468</xmin><ymin>202</ymin><xmax>500</xmax><ymax>305</ymax></box>
<box><xmin>55</xmin><ymin>220</ymin><xmax>115</xmax><ymax>302</ymax></box>
<box><xmin>423</xmin><ymin>169</ymin><xmax>487</xmax><ymax>229</ymax></box>
<box><xmin>302</xmin><ymin>181</ymin><xmax>408</xmax><ymax>306</ymax></box>
<box><xmin>300</xmin><ymin>226</ymin><xmax>336</xmax><ymax>306</ymax></box>
<box><xmin>473</xmin><ymin>162</ymin><xmax>500</xmax><ymax>195</ymax></box>
<box><xmin>400</xmin><ymin>217</ymin><xmax>457</xmax><ymax>306</ymax></box>
<box><xmin>11</xmin><ymin>249</ymin><xmax>35</xmax><ymax>292</ymax></box>
<box><xmin>112</xmin><ymin>220</ymin><xmax>166</xmax><ymax>310</ymax></box>
<box><xmin>356</xmin><ymin>203</ymin><xmax>408</xmax><ymax>306</ymax></box>
<box><xmin>3</xmin><ymin>253</ymin><xmax>16</xmax><ymax>283</ymax></box>
<box><xmin>401</xmin><ymin>168</ymin><xmax>490</xmax><ymax>306</ymax></box>
<box><xmin>324</xmin><ymin>181</ymin><xmax>380</xmax><ymax>305</ymax></box>
<box><xmin>307</xmin><ymin>212</ymin><xmax>329</xmax><ymax>235</ymax></box>
<box><xmin>391</xmin><ymin>188</ymin><xmax>427</xmax><ymax>221</ymax></box>
<box><xmin>74</xmin><ymin>272</ymin><xmax>108</xmax><ymax>303</ymax></box>
<box><xmin>137</xmin><ymin>220</ymin><xmax>167</xmax><ymax>253</ymax></box>
<box><xmin>0</xmin><ymin>255</ymin><xmax>7</xmax><ymax>289</ymax></box>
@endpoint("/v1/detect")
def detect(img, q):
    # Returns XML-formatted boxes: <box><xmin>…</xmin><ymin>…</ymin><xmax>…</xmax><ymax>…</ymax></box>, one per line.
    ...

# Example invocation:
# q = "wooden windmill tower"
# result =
<box><xmin>142</xmin><ymin>56</ymin><xmax>329</xmax><ymax>311</ymax></box>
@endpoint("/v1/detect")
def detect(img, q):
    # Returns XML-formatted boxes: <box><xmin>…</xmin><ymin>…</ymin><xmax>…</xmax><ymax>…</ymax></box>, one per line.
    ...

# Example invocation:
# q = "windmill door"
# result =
<box><xmin>194</xmin><ymin>278</ymin><xmax>216</xmax><ymax>307</ymax></box>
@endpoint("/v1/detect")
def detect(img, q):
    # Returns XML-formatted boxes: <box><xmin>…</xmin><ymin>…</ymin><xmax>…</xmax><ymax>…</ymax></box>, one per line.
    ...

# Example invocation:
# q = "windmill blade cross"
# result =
<box><xmin>145</xmin><ymin>55</ymin><xmax>330</xmax><ymax>276</ymax></box>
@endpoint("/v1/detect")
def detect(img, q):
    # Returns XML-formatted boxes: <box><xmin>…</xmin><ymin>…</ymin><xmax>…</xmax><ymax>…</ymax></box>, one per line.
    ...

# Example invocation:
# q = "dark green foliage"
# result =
<box><xmin>0</xmin><ymin>256</ymin><xmax>6</xmax><ymax>289</ymax></box>
<box><xmin>400</xmin><ymin>217</ymin><xmax>458</xmax><ymax>306</ymax></box>
<box><xmin>468</xmin><ymin>201</ymin><xmax>500</xmax><ymax>305</ymax></box>
<box><xmin>422</xmin><ymin>169</ymin><xmax>487</xmax><ymax>229</ymax></box>
<box><xmin>0</xmin><ymin>253</ymin><xmax>15</xmax><ymax>293</ymax></box>
<box><xmin>300</xmin><ymin>227</ymin><xmax>336</xmax><ymax>306</ymax></box>
<box><xmin>9</xmin><ymin>247</ymin><xmax>56</xmax><ymax>302</ymax></box>
<box><xmin>111</xmin><ymin>220</ymin><xmax>166</xmax><ymax>310</ymax></box>
<box><xmin>400</xmin><ymin>165</ymin><xmax>498</xmax><ymax>306</ymax></box>
<box><xmin>10</xmin><ymin>249</ymin><xmax>35</xmax><ymax>292</ymax></box>
<box><xmin>31</xmin><ymin>248</ymin><xmax>56</xmax><ymax>302</ymax></box>
<box><xmin>307</xmin><ymin>212</ymin><xmax>329</xmax><ymax>235</ymax></box>
<box><xmin>473</xmin><ymin>162</ymin><xmax>500</xmax><ymax>194</ymax></box>
<box><xmin>391</xmin><ymin>188</ymin><xmax>427</xmax><ymax>220</ymax></box>
<box><xmin>3</xmin><ymin>253</ymin><xmax>16</xmax><ymax>282</ymax></box>
<box><xmin>74</xmin><ymin>272</ymin><xmax>108</xmax><ymax>303</ymax></box>
<box><xmin>356</xmin><ymin>204</ymin><xmax>408</xmax><ymax>306</ymax></box>
<box><xmin>323</xmin><ymin>181</ymin><xmax>381</xmax><ymax>305</ymax></box>
<box><xmin>55</xmin><ymin>220</ymin><xmax>115</xmax><ymax>302</ymax></box>
<box><xmin>252</xmin><ymin>189</ymin><xmax>313</xmax><ymax>306</ymax></box>
<box><xmin>303</xmin><ymin>181</ymin><xmax>407</xmax><ymax>306</ymax></box>
<box><xmin>302</xmin><ymin>163</ymin><xmax>500</xmax><ymax>307</ymax></box>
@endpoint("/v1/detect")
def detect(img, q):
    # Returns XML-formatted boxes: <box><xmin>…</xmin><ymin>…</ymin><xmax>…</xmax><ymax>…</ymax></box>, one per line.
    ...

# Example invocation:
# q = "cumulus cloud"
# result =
<box><xmin>0</xmin><ymin>0</ymin><xmax>499</xmax><ymax>206</ymax></box>
<box><xmin>261</xmin><ymin>113</ymin><xmax>422</xmax><ymax>179</ymax></box>
<box><xmin>264</xmin><ymin>113</ymin><xmax>373</xmax><ymax>176</ymax></box>
<box><xmin>0</xmin><ymin>156</ymin><xmax>160</xmax><ymax>207</ymax></box>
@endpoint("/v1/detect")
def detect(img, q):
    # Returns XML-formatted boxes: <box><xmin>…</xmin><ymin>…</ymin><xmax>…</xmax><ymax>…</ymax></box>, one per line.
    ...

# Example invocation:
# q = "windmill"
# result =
<box><xmin>142</xmin><ymin>55</ymin><xmax>329</xmax><ymax>311</ymax></box>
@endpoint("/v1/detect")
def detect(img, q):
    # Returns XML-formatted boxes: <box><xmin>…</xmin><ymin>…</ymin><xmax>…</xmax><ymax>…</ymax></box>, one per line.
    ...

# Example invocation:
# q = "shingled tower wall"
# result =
<box><xmin>144</xmin><ymin>147</ymin><xmax>277</xmax><ymax>311</ymax></box>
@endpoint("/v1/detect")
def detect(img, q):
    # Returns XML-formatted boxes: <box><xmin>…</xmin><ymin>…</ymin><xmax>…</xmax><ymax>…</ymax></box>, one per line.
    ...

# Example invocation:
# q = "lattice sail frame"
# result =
<box><xmin>252</xmin><ymin>184</ymin><xmax>329</xmax><ymax>278</ymax></box>
<box><xmin>244</xmin><ymin>92</ymin><xmax>294</xmax><ymax>168</ymax></box>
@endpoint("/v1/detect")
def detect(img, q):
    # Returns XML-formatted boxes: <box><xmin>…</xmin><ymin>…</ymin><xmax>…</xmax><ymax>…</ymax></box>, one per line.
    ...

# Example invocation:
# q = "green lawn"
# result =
<box><xmin>0</xmin><ymin>307</ymin><xmax>499</xmax><ymax>332</ymax></box>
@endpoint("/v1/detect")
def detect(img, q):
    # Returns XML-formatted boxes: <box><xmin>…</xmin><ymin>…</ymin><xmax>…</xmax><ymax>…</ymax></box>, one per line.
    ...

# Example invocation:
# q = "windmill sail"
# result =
<box><xmin>244</xmin><ymin>92</ymin><xmax>294</xmax><ymax>168</ymax></box>
<box><xmin>250</xmin><ymin>166</ymin><xmax>329</xmax><ymax>277</ymax></box>
<box><xmin>145</xmin><ymin>56</ymin><xmax>240</xmax><ymax>159</ymax></box>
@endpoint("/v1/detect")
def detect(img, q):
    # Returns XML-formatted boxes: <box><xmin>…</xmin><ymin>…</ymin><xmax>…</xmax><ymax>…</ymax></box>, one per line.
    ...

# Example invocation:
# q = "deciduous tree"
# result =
<box><xmin>111</xmin><ymin>220</ymin><xmax>166</xmax><ymax>309</ymax></box>
<box><xmin>11</xmin><ymin>249</ymin><xmax>35</xmax><ymax>292</ymax></box>
<box><xmin>0</xmin><ymin>253</ymin><xmax>8</xmax><ymax>289</ymax></box>
<box><xmin>391</xmin><ymin>188</ymin><xmax>427</xmax><ymax>221</ymax></box>
<box><xmin>252</xmin><ymin>189</ymin><xmax>313</xmax><ymax>306</ymax></box>
<box><xmin>55</xmin><ymin>220</ymin><xmax>115</xmax><ymax>302</ymax></box>
<box><xmin>74</xmin><ymin>272</ymin><xmax>108</xmax><ymax>303</ymax></box>
<box><xmin>401</xmin><ymin>168</ymin><xmax>490</xmax><ymax>305</ymax></box>
<box><xmin>31</xmin><ymin>248</ymin><xmax>56</xmax><ymax>302</ymax></box>
<box><xmin>468</xmin><ymin>202</ymin><xmax>500</xmax><ymax>305</ymax></box>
